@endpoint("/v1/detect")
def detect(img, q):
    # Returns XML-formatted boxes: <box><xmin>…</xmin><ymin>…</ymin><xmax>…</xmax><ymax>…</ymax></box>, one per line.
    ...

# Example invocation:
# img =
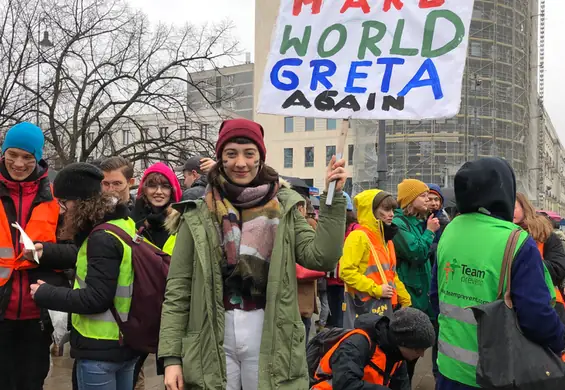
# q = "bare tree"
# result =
<box><xmin>0</xmin><ymin>0</ymin><xmax>240</xmax><ymax>167</ymax></box>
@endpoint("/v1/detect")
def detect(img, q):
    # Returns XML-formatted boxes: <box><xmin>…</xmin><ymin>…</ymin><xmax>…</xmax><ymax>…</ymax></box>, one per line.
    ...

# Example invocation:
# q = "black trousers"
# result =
<box><xmin>0</xmin><ymin>319</ymin><xmax>53</xmax><ymax>390</ymax></box>
<box><xmin>326</xmin><ymin>285</ymin><xmax>344</xmax><ymax>328</ymax></box>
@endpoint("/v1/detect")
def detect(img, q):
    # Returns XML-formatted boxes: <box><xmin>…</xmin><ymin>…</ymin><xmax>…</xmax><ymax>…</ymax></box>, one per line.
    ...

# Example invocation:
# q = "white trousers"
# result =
<box><xmin>224</xmin><ymin>309</ymin><xmax>264</xmax><ymax>390</ymax></box>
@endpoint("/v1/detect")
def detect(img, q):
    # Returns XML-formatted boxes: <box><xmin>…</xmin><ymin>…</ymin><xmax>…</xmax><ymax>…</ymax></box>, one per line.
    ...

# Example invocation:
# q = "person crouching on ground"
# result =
<box><xmin>311</xmin><ymin>308</ymin><xmax>435</xmax><ymax>390</ymax></box>
<box><xmin>159</xmin><ymin>118</ymin><xmax>348</xmax><ymax>390</ymax></box>
<box><xmin>340</xmin><ymin>189</ymin><xmax>412</xmax><ymax>329</ymax></box>
<box><xmin>30</xmin><ymin>163</ymin><xmax>139</xmax><ymax>390</ymax></box>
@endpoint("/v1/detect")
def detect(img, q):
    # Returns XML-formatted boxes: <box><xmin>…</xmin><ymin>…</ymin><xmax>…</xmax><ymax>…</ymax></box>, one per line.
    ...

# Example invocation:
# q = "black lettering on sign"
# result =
<box><xmin>366</xmin><ymin>93</ymin><xmax>376</xmax><ymax>110</ymax></box>
<box><xmin>382</xmin><ymin>95</ymin><xmax>405</xmax><ymax>111</ymax></box>
<box><xmin>314</xmin><ymin>90</ymin><xmax>338</xmax><ymax>111</ymax></box>
<box><xmin>282</xmin><ymin>90</ymin><xmax>312</xmax><ymax>109</ymax></box>
<box><xmin>334</xmin><ymin>95</ymin><xmax>361</xmax><ymax>112</ymax></box>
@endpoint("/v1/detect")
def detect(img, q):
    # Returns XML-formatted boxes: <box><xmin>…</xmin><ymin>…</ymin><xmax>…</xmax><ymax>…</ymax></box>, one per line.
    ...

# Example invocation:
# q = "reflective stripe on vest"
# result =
<box><xmin>0</xmin><ymin>194</ymin><xmax>59</xmax><ymax>287</ymax></box>
<box><xmin>436</xmin><ymin>213</ymin><xmax>538</xmax><ymax>387</ymax></box>
<box><xmin>537</xmin><ymin>241</ymin><xmax>564</xmax><ymax>304</ymax></box>
<box><xmin>71</xmin><ymin>218</ymin><xmax>135</xmax><ymax>341</ymax></box>
<box><xmin>346</xmin><ymin>226</ymin><xmax>398</xmax><ymax>306</ymax></box>
<box><xmin>312</xmin><ymin>329</ymin><xmax>398</xmax><ymax>389</ymax></box>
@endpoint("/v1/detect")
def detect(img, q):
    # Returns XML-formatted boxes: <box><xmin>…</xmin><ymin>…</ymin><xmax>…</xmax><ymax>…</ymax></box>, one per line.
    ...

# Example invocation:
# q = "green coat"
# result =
<box><xmin>392</xmin><ymin>209</ymin><xmax>435</xmax><ymax>318</ymax></box>
<box><xmin>158</xmin><ymin>188</ymin><xmax>346</xmax><ymax>390</ymax></box>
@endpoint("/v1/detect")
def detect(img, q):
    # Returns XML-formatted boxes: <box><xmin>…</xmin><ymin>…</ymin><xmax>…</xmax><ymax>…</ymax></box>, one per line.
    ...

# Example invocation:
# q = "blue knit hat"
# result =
<box><xmin>2</xmin><ymin>122</ymin><xmax>44</xmax><ymax>162</ymax></box>
<box><xmin>344</xmin><ymin>192</ymin><xmax>354</xmax><ymax>211</ymax></box>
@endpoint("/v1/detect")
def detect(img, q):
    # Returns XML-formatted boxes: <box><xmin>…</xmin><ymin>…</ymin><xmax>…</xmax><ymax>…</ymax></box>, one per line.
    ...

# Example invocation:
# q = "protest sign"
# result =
<box><xmin>257</xmin><ymin>0</ymin><xmax>475</xmax><ymax>120</ymax></box>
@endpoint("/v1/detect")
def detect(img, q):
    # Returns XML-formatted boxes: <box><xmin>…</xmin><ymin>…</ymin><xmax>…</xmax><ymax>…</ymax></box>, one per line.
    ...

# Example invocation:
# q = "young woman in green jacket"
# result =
<box><xmin>158</xmin><ymin>118</ymin><xmax>347</xmax><ymax>390</ymax></box>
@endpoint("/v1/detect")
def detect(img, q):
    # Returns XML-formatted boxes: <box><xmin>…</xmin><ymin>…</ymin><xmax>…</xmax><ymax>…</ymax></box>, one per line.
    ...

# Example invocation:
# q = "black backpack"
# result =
<box><xmin>92</xmin><ymin>223</ymin><xmax>171</xmax><ymax>354</ymax></box>
<box><xmin>306</xmin><ymin>327</ymin><xmax>352</xmax><ymax>386</ymax></box>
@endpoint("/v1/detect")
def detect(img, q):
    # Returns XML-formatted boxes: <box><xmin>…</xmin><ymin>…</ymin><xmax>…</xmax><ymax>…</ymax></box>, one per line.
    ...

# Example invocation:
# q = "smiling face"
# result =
<box><xmin>143</xmin><ymin>173</ymin><xmax>172</xmax><ymax>208</ymax></box>
<box><xmin>428</xmin><ymin>192</ymin><xmax>442</xmax><ymax>211</ymax></box>
<box><xmin>4</xmin><ymin>148</ymin><xmax>36</xmax><ymax>181</ymax></box>
<box><xmin>221</xmin><ymin>140</ymin><xmax>261</xmax><ymax>185</ymax></box>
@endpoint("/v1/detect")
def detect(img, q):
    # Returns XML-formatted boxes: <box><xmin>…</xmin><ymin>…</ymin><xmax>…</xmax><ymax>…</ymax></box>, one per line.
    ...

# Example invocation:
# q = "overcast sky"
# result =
<box><xmin>133</xmin><ymin>0</ymin><xmax>565</xmax><ymax>141</ymax></box>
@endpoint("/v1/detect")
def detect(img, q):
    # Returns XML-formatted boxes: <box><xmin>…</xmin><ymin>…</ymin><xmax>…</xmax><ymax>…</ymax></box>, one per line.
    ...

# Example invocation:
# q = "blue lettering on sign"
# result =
<box><xmin>345</xmin><ymin>61</ymin><xmax>371</xmax><ymax>94</ymax></box>
<box><xmin>398</xmin><ymin>58</ymin><xmax>443</xmax><ymax>99</ymax></box>
<box><xmin>376</xmin><ymin>57</ymin><xmax>405</xmax><ymax>93</ymax></box>
<box><xmin>270</xmin><ymin>58</ymin><xmax>303</xmax><ymax>91</ymax></box>
<box><xmin>310</xmin><ymin>59</ymin><xmax>337</xmax><ymax>91</ymax></box>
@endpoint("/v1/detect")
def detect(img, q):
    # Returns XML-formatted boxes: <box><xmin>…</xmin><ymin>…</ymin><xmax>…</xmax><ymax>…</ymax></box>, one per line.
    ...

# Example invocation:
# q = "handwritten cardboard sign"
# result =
<box><xmin>257</xmin><ymin>0</ymin><xmax>475</xmax><ymax>120</ymax></box>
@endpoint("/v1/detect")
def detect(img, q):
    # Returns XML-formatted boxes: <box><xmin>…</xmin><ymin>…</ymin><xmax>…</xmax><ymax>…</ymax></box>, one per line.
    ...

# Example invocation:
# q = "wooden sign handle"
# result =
<box><xmin>326</xmin><ymin>119</ymin><xmax>350</xmax><ymax>206</ymax></box>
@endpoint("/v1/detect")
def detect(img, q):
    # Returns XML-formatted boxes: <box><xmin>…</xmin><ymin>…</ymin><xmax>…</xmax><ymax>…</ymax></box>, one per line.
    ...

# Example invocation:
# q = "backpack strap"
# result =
<box><xmin>91</xmin><ymin>222</ymin><xmax>138</xmax><ymax>247</ymax></box>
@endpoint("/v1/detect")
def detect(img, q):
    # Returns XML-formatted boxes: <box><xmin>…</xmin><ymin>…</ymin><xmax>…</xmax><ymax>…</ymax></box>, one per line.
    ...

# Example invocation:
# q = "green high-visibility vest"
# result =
<box><xmin>436</xmin><ymin>213</ymin><xmax>555</xmax><ymax>387</ymax></box>
<box><xmin>72</xmin><ymin>218</ymin><xmax>135</xmax><ymax>341</ymax></box>
<box><xmin>162</xmin><ymin>234</ymin><xmax>176</xmax><ymax>256</ymax></box>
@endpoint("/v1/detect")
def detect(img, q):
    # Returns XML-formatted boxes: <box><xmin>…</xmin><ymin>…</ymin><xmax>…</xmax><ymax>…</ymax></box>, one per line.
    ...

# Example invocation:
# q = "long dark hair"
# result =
<box><xmin>209</xmin><ymin>137</ymin><xmax>278</xmax><ymax>186</ymax></box>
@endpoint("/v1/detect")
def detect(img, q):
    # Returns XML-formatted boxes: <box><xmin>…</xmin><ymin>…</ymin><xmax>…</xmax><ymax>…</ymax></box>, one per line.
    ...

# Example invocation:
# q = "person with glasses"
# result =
<box><xmin>130</xmin><ymin>162</ymin><xmax>181</xmax><ymax>390</ymax></box>
<box><xmin>0</xmin><ymin>122</ymin><xmax>66</xmax><ymax>390</ymax></box>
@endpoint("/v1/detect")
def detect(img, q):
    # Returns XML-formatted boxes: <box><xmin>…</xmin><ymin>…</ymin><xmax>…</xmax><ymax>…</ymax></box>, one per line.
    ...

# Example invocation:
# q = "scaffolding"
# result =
<box><xmin>352</xmin><ymin>0</ymin><xmax>539</xmax><ymax>197</ymax></box>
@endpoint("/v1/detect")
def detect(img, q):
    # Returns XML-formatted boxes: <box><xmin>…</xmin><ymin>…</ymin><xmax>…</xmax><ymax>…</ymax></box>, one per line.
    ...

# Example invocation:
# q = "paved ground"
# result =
<box><xmin>44</xmin><ymin>347</ymin><xmax>434</xmax><ymax>390</ymax></box>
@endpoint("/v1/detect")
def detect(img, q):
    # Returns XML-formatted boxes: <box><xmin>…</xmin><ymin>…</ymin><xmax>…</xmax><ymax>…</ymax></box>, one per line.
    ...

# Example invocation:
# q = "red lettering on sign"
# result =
<box><xmin>419</xmin><ymin>0</ymin><xmax>445</xmax><ymax>8</ymax></box>
<box><xmin>383</xmin><ymin>0</ymin><xmax>404</xmax><ymax>12</ymax></box>
<box><xmin>340</xmin><ymin>0</ymin><xmax>371</xmax><ymax>14</ymax></box>
<box><xmin>293</xmin><ymin>0</ymin><xmax>323</xmax><ymax>16</ymax></box>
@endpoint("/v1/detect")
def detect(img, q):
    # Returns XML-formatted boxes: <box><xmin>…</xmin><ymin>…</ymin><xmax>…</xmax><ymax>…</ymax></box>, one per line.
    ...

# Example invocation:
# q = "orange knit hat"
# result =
<box><xmin>397</xmin><ymin>179</ymin><xmax>429</xmax><ymax>209</ymax></box>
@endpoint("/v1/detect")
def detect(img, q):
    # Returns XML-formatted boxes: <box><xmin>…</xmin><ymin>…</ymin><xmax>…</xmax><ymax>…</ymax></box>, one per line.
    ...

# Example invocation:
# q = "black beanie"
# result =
<box><xmin>389</xmin><ymin>308</ymin><xmax>435</xmax><ymax>349</ymax></box>
<box><xmin>54</xmin><ymin>162</ymin><xmax>104</xmax><ymax>200</ymax></box>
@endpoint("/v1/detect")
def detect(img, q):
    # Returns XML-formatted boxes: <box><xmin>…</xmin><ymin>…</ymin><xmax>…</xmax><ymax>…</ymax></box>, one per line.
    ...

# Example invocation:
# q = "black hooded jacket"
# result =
<box><xmin>34</xmin><ymin>203</ymin><xmax>139</xmax><ymax>362</ymax></box>
<box><xmin>328</xmin><ymin>314</ymin><xmax>404</xmax><ymax>390</ymax></box>
<box><xmin>454</xmin><ymin>157</ymin><xmax>516</xmax><ymax>222</ymax></box>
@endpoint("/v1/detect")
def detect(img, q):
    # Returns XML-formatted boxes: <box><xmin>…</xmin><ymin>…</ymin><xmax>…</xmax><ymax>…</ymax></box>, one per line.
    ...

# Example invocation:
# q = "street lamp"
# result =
<box><xmin>36</xmin><ymin>19</ymin><xmax>53</xmax><ymax>125</ymax></box>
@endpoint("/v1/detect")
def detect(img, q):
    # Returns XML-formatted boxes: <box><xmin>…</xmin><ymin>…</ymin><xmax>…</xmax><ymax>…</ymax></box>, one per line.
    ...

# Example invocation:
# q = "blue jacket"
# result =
<box><xmin>430</xmin><ymin>236</ymin><xmax>565</xmax><ymax>389</ymax></box>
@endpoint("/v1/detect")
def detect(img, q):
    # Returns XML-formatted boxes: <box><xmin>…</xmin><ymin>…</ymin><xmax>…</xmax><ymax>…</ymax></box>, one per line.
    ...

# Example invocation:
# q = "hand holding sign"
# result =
<box><xmin>325</xmin><ymin>155</ymin><xmax>347</xmax><ymax>193</ymax></box>
<box><xmin>12</xmin><ymin>222</ymin><xmax>39</xmax><ymax>264</ymax></box>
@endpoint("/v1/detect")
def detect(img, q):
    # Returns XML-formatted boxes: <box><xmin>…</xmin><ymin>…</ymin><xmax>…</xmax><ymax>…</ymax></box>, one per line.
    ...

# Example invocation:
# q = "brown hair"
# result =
<box><xmin>516</xmin><ymin>192</ymin><xmax>552</xmax><ymax>243</ymax></box>
<box><xmin>60</xmin><ymin>193</ymin><xmax>119</xmax><ymax>238</ymax></box>
<box><xmin>375</xmin><ymin>196</ymin><xmax>398</xmax><ymax>212</ymax></box>
<box><xmin>346</xmin><ymin>210</ymin><xmax>358</xmax><ymax>227</ymax></box>
<box><xmin>100</xmin><ymin>156</ymin><xmax>134</xmax><ymax>180</ymax></box>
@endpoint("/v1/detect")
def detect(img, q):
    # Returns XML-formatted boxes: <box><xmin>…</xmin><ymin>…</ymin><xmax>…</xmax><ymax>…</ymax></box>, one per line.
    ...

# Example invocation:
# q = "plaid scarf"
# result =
<box><xmin>205</xmin><ymin>174</ymin><xmax>281</xmax><ymax>300</ymax></box>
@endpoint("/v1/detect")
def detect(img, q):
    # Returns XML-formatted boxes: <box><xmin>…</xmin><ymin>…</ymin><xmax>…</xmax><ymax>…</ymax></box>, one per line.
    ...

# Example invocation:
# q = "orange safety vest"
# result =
<box><xmin>536</xmin><ymin>242</ymin><xmax>565</xmax><ymax>304</ymax></box>
<box><xmin>348</xmin><ymin>226</ymin><xmax>398</xmax><ymax>306</ymax></box>
<box><xmin>312</xmin><ymin>329</ymin><xmax>402</xmax><ymax>389</ymax></box>
<box><xmin>0</xmin><ymin>198</ymin><xmax>59</xmax><ymax>286</ymax></box>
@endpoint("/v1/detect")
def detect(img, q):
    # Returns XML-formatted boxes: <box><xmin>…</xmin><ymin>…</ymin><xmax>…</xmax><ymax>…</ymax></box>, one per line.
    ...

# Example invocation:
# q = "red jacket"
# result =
<box><xmin>327</xmin><ymin>222</ymin><xmax>360</xmax><ymax>286</ymax></box>
<box><xmin>0</xmin><ymin>161</ymin><xmax>60</xmax><ymax>320</ymax></box>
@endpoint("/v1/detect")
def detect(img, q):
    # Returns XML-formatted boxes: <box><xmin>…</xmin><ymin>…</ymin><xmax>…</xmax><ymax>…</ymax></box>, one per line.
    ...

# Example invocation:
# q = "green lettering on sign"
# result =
<box><xmin>422</xmin><ymin>10</ymin><xmax>465</xmax><ymax>58</ymax></box>
<box><xmin>280</xmin><ymin>25</ymin><xmax>312</xmax><ymax>57</ymax></box>
<box><xmin>390</xmin><ymin>19</ymin><xmax>419</xmax><ymax>56</ymax></box>
<box><xmin>357</xmin><ymin>21</ymin><xmax>387</xmax><ymax>59</ymax></box>
<box><xmin>317</xmin><ymin>23</ymin><xmax>347</xmax><ymax>58</ymax></box>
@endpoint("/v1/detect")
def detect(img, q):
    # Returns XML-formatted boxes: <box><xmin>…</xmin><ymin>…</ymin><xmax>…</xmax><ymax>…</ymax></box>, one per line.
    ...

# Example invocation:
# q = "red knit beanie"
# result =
<box><xmin>215</xmin><ymin>119</ymin><xmax>267</xmax><ymax>161</ymax></box>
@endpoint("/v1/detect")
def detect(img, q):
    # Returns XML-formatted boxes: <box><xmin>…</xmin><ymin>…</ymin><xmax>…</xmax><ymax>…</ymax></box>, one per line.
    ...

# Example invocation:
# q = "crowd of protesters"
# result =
<box><xmin>0</xmin><ymin>119</ymin><xmax>564</xmax><ymax>390</ymax></box>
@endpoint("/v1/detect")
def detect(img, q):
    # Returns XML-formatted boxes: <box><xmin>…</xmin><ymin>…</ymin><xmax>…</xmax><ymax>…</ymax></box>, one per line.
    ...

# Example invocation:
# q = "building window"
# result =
<box><xmin>326</xmin><ymin>145</ymin><xmax>336</xmax><ymax>165</ymax></box>
<box><xmin>305</xmin><ymin>147</ymin><xmax>314</xmax><ymax>167</ymax></box>
<box><xmin>470</xmin><ymin>41</ymin><xmax>481</xmax><ymax>57</ymax></box>
<box><xmin>284</xmin><ymin>117</ymin><xmax>294</xmax><ymax>133</ymax></box>
<box><xmin>305</xmin><ymin>118</ymin><xmax>315</xmax><ymax>131</ymax></box>
<box><xmin>344</xmin><ymin>178</ymin><xmax>353</xmax><ymax>194</ymax></box>
<box><xmin>327</xmin><ymin>119</ymin><xmax>337</xmax><ymax>130</ymax></box>
<box><xmin>348</xmin><ymin>144</ymin><xmax>354</xmax><ymax>165</ymax></box>
<box><xmin>304</xmin><ymin>179</ymin><xmax>314</xmax><ymax>187</ymax></box>
<box><xmin>179</xmin><ymin>125</ymin><xmax>189</xmax><ymax>139</ymax></box>
<box><xmin>160</xmin><ymin>127</ymin><xmax>169</xmax><ymax>137</ymax></box>
<box><xmin>86</xmin><ymin>131</ymin><xmax>95</xmax><ymax>148</ymax></box>
<box><xmin>284</xmin><ymin>148</ymin><xmax>293</xmax><ymax>168</ymax></box>
<box><xmin>200</xmin><ymin>124</ymin><xmax>209</xmax><ymax>139</ymax></box>
<box><xmin>121</xmin><ymin>130</ymin><xmax>130</xmax><ymax>145</ymax></box>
